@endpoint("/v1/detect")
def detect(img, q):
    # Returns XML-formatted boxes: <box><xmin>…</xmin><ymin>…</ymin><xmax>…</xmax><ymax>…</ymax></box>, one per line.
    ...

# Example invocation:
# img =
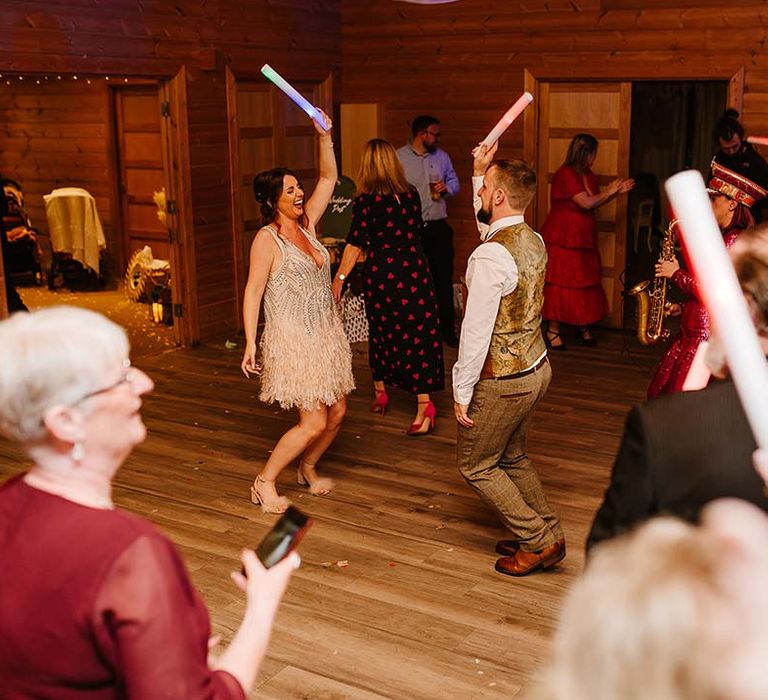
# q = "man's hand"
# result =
<box><xmin>454</xmin><ymin>401</ymin><xmax>474</xmax><ymax>428</ymax></box>
<box><xmin>472</xmin><ymin>141</ymin><xmax>498</xmax><ymax>176</ymax></box>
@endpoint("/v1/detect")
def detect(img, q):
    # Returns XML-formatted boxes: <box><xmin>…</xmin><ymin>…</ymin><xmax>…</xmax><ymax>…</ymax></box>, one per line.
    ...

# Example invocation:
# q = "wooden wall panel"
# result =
<box><xmin>341</xmin><ymin>0</ymin><xmax>768</xmax><ymax>288</ymax></box>
<box><xmin>0</xmin><ymin>0</ymin><xmax>341</xmax><ymax>342</ymax></box>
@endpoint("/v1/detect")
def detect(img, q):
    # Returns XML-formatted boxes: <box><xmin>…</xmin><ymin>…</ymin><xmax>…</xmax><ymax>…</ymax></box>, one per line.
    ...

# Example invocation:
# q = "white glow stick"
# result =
<box><xmin>665</xmin><ymin>170</ymin><xmax>768</xmax><ymax>449</ymax></box>
<box><xmin>260</xmin><ymin>64</ymin><xmax>330</xmax><ymax>131</ymax></box>
<box><xmin>480</xmin><ymin>92</ymin><xmax>534</xmax><ymax>148</ymax></box>
<box><xmin>747</xmin><ymin>136</ymin><xmax>768</xmax><ymax>147</ymax></box>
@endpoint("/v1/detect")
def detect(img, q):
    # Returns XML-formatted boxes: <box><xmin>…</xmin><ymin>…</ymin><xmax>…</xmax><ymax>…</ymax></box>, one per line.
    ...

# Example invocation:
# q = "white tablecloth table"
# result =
<box><xmin>44</xmin><ymin>187</ymin><xmax>106</xmax><ymax>275</ymax></box>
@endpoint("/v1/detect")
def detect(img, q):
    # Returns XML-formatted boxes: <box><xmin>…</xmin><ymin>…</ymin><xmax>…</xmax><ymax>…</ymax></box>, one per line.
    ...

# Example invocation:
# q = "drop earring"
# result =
<box><xmin>71</xmin><ymin>442</ymin><xmax>85</xmax><ymax>463</ymax></box>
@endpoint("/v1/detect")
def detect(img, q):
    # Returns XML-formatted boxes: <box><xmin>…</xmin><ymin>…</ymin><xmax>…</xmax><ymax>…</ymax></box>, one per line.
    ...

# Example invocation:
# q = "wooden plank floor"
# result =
<box><xmin>0</xmin><ymin>330</ymin><xmax>661</xmax><ymax>699</ymax></box>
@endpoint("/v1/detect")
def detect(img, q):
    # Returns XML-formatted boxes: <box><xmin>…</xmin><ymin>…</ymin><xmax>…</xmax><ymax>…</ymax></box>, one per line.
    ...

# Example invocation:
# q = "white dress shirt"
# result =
<box><xmin>451</xmin><ymin>176</ymin><xmax>546</xmax><ymax>405</ymax></box>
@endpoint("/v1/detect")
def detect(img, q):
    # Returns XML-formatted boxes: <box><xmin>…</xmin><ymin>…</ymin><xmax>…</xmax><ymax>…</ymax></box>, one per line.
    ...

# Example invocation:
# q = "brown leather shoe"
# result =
<box><xmin>495</xmin><ymin>537</ymin><xmax>565</xmax><ymax>557</ymax></box>
<box><xmin>494</xmin><ymin>540</ymin><xmax>565</xmax><ymax>577</ymax></box>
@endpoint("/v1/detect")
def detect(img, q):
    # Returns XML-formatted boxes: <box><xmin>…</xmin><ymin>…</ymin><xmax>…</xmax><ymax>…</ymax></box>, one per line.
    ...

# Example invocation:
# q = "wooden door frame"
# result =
<box><xmin>0</xmin><ymin>236</ymin><xmax>7</xmax><ymax>320</ymax></box>
<box><xmin>0</xmin><ymin>71</ymin><xmax>195</xmax><ymax>341</ymax></box>
<box><xmin>159</xmin><ymin>68</ymin><xmax>196</xmax><ymax>347</ymax></box>
<box><xmin>524</xmin><ymin>65</ymin><xmax>745</xmax><ymax>226</ymax></box>
<box><xmin>226</xmin><ymin>68</ymin><xmax>334</xmax><ymax>330</ymax></box>
<box><xmin>523</xmin><ymin>66</ymin><xmax>744</xmax><ymax>328</ymax></box>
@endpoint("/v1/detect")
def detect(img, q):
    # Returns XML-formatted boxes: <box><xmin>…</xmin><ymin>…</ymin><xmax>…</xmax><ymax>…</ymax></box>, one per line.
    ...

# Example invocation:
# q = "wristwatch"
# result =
<box><xmin>337</xmin><ymin>273</ymin><xmax>347</xmax><ymax>281</ymax></box>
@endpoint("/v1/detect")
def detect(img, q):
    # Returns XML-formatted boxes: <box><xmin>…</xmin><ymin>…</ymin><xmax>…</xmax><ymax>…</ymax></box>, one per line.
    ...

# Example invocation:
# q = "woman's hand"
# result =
<box><xmin>656</xmin><ymin>257</ymin><xmax>680</xmax><ymax>279</ymax></box>
<box><xmin>231</xmin><ymin>549</ymin><xmax>298</xmax><ymax>619</ymax></box>
<box><xmin>241</xmin><ymin>343</ymin><xmax>261</xmax><ymax>378</ymax></box>
<box><xmin>313</xmin><ymin>108</ymin><xmax>332</xmax><ymax>136</ymax></box>
<box><xmin>619</xmin><ymin>178</ymin><xmax>635</xmax><ymax>193</ymax></box>
<box><xmin>666</xmin><ymin>302</ymin><xmax>682</xmax><ymax>317</ymax></box>
<box><xmin>332</xmin><ymin>276</ymin><xmax>345</xmax><ymax>304</ymax></box>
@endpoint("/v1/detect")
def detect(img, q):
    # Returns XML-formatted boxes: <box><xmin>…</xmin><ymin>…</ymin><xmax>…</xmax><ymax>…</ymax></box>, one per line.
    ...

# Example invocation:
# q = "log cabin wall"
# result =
<box><xmin>340</xmin><ymin>0</ymin><xmax>768</xmax><ymax>286</ymax></box>
<box><xmin>0</xmin><ymin>0</ymin><xmax>341</xmax><ymax>341</ymax></box>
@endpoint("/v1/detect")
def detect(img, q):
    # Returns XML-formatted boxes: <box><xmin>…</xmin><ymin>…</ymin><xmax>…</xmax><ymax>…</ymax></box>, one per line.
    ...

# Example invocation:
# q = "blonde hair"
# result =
<box><xmin>539</xmin><ymin>518</ymin><xmax>732</xmax><ymax>700</ymax></box>
<box><xmin>0</xmin><ymin>306</ymin><xmax>129</xmax><ymax>443</ymax></box>
<box><xmin>356</xmin><ymin>139</ymin><xmax>411</xmax><ymax>196</ymax></box>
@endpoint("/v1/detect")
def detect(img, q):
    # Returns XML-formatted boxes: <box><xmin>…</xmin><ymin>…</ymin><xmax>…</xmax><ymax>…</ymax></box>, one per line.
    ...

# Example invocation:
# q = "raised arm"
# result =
<box><xmin>304</xmin><ymin>109</ymin><xmax>337</xmax><ymax>231</ymax></box>
<box><xmin>241</xmin><ymin>229</ymin><xmax>276</xmax><ymax>377</ymax></box>
<box><xmin>471</xmin><ymin>141</ymin><xmax>498</xmax><ymax>238</ymax></box>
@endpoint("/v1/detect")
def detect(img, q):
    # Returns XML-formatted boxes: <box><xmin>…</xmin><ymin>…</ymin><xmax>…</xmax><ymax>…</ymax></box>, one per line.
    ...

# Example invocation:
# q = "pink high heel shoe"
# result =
<box><xmin>371</xmin><ymin>388</ymin><xmax>389</xmax><ymax>415</ymax></box>
<box><xmin>407</xmin><ymin>400</ymin><xmax>436</xmax><ymax>436</ymax></box>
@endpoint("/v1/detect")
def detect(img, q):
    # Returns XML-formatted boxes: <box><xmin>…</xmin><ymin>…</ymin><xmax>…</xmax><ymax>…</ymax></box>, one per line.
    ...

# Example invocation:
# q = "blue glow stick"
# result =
<box><xmin>260</xmin><ymin>64</ymin><xmax>330</xmax><ymax>131</ymax></box>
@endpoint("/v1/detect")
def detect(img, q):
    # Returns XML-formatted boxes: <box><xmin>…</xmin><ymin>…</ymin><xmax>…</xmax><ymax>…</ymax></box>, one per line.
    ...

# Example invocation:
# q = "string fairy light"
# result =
<box><xmin>0</xmin><ymin>73</ymin><xmax>135</xmax><ymax>86</ymax></box>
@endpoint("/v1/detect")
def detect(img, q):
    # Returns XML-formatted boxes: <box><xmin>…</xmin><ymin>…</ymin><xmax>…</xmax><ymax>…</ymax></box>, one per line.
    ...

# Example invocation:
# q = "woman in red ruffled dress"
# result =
<box><xmin>647</xmin><ymin>163</ymin><xmax>763</xmax><ymax>398</ymax></box>
<box><xmin>541</xmin><ymin>134</ymin><xmax>634</xmax><ymax>349</ymax></box>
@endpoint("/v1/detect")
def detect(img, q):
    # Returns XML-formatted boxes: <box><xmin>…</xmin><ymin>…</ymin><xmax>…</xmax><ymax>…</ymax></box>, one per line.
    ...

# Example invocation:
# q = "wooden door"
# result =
<box><xmin>227</xmin><ymin>71</ymin><xmax>328</xmax><ymax>327</ymax></box>
<box><xmin>158</xmin><ymin>71</ymin><xmax>193</xmax><ymax>347</ymax></box>
<box><xmin>536</xmin><ymin>82</ymin><xmax>631</xmax><ymax>328</ymax></box>
<box><xmin>114</xmin><ymin>86</ymin><xmax>168</xmax><ymax>265</ymax></box>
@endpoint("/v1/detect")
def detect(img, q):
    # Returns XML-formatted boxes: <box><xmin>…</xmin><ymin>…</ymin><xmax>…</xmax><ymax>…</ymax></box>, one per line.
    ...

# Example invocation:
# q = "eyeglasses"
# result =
<box><xmin>424</xmin><ymin>130</ymin><xmax>441</xmax><ymax>138</ymax></box>
<box><xmin>73</xmin><ymin>359</ymin><xmax>136</xmax><ymax>405</ymax></box>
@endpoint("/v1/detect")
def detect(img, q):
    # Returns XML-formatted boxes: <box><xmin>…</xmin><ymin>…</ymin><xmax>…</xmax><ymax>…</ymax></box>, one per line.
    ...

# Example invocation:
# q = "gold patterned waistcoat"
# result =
<box><xmin>482</xmin><ymin>222</ymin><xmax>547</xmax><ymax>377</ymax></box>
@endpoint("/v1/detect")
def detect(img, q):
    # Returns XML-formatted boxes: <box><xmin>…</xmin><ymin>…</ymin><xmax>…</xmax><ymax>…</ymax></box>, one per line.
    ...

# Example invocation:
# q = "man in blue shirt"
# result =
<box><xmin>397</xmin><ymin>116</ymin><xmax>461</xmax><ymax>346</ymax></box>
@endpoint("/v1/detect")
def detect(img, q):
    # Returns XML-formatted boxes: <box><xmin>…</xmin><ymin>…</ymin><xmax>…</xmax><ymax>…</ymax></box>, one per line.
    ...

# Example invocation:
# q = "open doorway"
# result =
<box><xmin>0</xmin><ymin>74</ymin><xmax>180</xmax><ymax>357</ymax></box>
<box><xmin>624</xmin><ymin>80</ymin><xmax>728</xmax><ymax>324</ymax></box>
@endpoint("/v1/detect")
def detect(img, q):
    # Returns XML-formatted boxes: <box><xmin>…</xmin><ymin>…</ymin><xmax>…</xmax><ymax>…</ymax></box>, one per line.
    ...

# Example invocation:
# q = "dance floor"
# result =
<box><xmin>0</xmin><ymin>330</ymin><xmax>660</xmax><ymax>699</ymax></box>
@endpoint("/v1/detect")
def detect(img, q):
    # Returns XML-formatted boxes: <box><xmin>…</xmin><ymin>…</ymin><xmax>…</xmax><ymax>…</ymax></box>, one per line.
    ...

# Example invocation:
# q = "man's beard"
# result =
<box><xmin>425</xmin><ymin>143</ymin><xmax>437</xmax><ymax>154</ymax></box>
<box><xmin>477</xmin><ymin>204</ymin><xmax>492</xmax><ymax>225</ymax></box>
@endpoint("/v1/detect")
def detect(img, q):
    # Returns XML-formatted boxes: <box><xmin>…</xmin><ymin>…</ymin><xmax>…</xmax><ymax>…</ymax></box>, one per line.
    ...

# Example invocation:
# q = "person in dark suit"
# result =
<box><xmin>587</xmin><ymin>224</ymin><xmax>768</xmax><ymax>552</ymax></box>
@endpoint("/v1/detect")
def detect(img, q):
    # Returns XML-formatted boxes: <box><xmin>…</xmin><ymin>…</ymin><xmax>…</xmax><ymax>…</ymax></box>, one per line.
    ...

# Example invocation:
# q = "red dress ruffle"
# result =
<box><xmin>541</xmin><ymin>166</ymin><xmax>608</xmax><ymax>326</ymax></box>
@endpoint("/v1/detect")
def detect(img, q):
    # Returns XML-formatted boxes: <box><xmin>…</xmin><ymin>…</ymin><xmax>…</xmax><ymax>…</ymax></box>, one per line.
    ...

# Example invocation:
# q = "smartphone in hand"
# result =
<box><xmin>255</xmin><ymin>506</ymin><xmax>314</xmax><ymax>568</ymax></box>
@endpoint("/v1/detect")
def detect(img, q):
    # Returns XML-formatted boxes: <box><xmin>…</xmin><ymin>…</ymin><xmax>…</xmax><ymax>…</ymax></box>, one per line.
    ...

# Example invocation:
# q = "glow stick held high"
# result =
<box><xmin>260</xmin><ymin>64</ymin><xmax>330</xmax><ymax>131</ymax></box>
<box><xmin>480</xmin><ymin>92</ymin><xmax>534</xmax><ymax>148</ymax></box>
<box><xmin>747</xmin><ymin>136</ymin><xmax>768</xmax><ymax>147</ymax></box>
<box><xmin>665</xmin><ymin>170</ymin><xmax>768</xmax><ymax>449</ymax></box>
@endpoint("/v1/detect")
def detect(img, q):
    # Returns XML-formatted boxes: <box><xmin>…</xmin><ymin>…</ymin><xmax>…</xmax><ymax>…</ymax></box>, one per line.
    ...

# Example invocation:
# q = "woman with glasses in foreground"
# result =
<box><xmin>0</xmin><ymin>306</ymin><xmax>296</xmax><ymax>699</ymax></box>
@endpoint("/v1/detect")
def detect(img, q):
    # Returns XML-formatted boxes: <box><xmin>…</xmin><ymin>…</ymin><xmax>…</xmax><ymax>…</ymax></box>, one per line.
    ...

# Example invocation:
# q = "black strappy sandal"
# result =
<box><xmin>545</xmin><ymin>329</ymin><xmax>567</xmax><ymax>351</ymax></box>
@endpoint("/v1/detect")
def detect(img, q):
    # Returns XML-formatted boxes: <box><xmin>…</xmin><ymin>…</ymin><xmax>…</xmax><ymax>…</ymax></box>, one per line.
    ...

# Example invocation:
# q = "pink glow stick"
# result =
<box><xmin>480</xmin><ymin>92</ymin><xmax>534</xmax><ymax>148</ymax></box>
<box><xmin>747</xmin><ymin>136</ymin><xmax>768</xmax><ymax>146</ymax></box>
<box><xmin>665</xmin><ymin>170</ymin><xmax>768</xmax><ymax>449</ymax></box>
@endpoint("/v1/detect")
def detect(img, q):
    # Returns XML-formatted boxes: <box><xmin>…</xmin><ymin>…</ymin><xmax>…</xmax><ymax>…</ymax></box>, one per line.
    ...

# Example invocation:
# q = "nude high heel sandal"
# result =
<box><xmin>250</xmin><ymin>475</ymin><xmax>290</xmax><ymax>514</ymax></box>
<box><xmin>297</xmin><ymin>460</ymin><xmax>335</xmax><ymax>496</ymax></box>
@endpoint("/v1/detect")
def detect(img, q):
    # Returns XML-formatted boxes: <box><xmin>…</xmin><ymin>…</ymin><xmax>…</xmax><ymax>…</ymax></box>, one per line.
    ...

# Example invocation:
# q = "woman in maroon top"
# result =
<box><xmin>541</xmin><ymin>134</ymin><xmax>633</xmax><ymax>348</ymax></box>
<box><xmin>0</xmin><ymin>306</ymin><xmax>296</xmax><ymax>699</ymax></box>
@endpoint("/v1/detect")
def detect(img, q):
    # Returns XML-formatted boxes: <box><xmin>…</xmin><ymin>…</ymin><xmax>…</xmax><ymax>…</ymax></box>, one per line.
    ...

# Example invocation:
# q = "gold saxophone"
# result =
<box><xmin>628</xmin><ymin>219</ymin><xmax>678</xmax><ymax>346</ymax></box>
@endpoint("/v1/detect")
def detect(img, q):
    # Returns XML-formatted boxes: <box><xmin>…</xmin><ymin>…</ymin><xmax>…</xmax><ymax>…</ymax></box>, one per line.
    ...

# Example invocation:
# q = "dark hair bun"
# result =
<box><xmin>253</xmin><ymin>176</ymin><xmax>270</xmax><ymax>206</ymax></box>
<box><xmin>724</xmin><ymin>108</ymin><xmax>740</xmax><ymax>120</ymax></box>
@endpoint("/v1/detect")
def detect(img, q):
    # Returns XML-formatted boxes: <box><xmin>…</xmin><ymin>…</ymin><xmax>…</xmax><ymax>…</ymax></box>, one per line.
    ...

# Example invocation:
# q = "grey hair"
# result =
<box><xmin>0</xmin><ymin>306</ymin><xmax>129</xmax><ymax>443</ymax></box>
<box><xmin>539</xmin><ymin>518</ymin><xmax>730</xmax><ymax>700</ymax></box>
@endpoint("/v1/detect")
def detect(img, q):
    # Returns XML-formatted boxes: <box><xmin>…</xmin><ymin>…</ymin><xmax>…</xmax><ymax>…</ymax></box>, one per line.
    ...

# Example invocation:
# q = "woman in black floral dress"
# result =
<box><xmin>332</xmin><ymin>139</ymin><xmax>444</xmax><ymax>435</ymax></box>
